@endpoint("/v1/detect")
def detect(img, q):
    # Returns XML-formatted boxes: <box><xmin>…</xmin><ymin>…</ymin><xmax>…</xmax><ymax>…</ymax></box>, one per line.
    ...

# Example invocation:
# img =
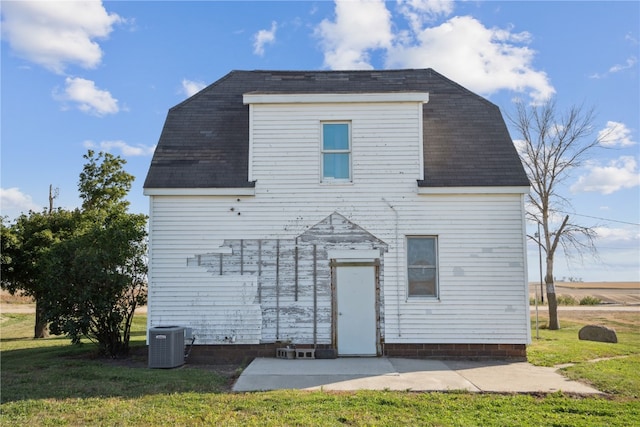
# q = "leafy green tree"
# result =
<box><xmin>41</xmin><ymin>150</ymin><xmax>148</xmax><ymax>356</ymax></box>
<box><xmin>1</xmin><ymin>209</ymin><xmax>78</xmax><ymax>338</ymax></box>
<box><xmin>78</xmin><ymin>150</ymin><xmax>133</xmax><ymax>212</ymax></box>
<box><xmin>44</xmin><ymin>210</ymin><xmax>147</xmax><ymax>356</ymax></box>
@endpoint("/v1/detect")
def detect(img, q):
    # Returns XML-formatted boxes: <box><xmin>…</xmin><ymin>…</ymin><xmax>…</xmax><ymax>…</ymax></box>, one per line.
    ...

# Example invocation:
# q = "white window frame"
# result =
<box><xmin>406</xmin><ymin>236</ymin><xmax>439</xmax><ymax>298</ymax></box>
<box><xmin>320</xmin><ymin>121</ymin><xmax>352</xmax><ymax>183</ymax></box>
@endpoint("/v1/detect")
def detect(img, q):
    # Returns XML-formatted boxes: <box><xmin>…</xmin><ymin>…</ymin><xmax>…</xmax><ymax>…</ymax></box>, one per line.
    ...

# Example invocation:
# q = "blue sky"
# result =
<box><xmin>1</xmin><ymin>1</ymin><xmax>638</xmax><ymax>282</ymax></box>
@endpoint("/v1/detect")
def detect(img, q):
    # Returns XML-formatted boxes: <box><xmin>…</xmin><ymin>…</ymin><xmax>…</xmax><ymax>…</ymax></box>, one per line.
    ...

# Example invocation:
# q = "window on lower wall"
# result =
<box><xmin>407</xmin><ymin>236</ymin><xmax>439</xmax><ymax>298</ymax></box>
<box><xmin>321</xmin><ymin>122</ymin><xmax>351</xmax><ymax>182</ymax></box>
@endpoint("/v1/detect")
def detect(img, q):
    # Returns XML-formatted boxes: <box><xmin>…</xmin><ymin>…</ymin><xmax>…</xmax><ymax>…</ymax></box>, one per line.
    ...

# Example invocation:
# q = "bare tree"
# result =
<box><xmin>509</xmin><ymin>99</ymin><xmax>603</xmax><ymax>330</ymax></box>
<box><xmin>48</xmin><ymin>184</ymin><xmax>59</xmax><ymax>214</ymax></box>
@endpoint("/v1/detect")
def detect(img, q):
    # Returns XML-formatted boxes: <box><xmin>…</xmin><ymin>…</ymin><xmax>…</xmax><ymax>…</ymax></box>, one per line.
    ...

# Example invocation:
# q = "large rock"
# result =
<box><xmin>578</xmin><ymin>325</ymin><xmax>618</xmax><ymax>343</ymax></box>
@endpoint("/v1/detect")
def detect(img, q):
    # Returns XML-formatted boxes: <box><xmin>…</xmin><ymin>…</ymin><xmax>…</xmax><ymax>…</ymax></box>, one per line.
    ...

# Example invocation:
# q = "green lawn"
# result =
<box><xmin>2</xmin><ymin>311</ymin><xmax>639</xmax><ymax>426</ymax></box>
<box><xmin>528</xmin><ymin>310</ymin><xmax>640</xmax><ymax>398</ymax></box>
<box><xmin>3</xmin><ymin>391</ymin><xmax>638</xmax><ymax>426</ymax></box>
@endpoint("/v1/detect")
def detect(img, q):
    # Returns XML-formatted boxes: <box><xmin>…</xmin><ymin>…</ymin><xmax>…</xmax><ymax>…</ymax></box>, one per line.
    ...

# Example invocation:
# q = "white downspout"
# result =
<box><xmin>383</xmin><ymin>198</ymin><xmax>402</xmax><ymax>338</ymax></box>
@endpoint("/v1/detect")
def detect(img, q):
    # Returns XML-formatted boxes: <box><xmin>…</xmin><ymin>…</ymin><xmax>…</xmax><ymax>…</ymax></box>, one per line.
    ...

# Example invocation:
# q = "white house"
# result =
<box><xmin>143</xmin><ymin>69</ymin><xmax>531</xmax><ymax>362</ymax></box>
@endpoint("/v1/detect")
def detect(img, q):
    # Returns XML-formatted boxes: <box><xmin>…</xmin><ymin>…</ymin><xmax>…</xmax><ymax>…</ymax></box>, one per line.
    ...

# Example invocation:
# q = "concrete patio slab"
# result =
<box><xmin>443</xmin><ymin>359</ymin><xmax>600</xmax><ymax>394</ymax></box>
<box><xmin>232</xmin><ymin>357</ymin><xmax>602</xmax><ymax>394</ymax></box>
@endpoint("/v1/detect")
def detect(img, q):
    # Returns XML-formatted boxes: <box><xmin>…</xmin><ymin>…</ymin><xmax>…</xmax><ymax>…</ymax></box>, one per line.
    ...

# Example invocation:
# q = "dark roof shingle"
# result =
<box><xmin>144</xmin><ymin>69</ymin><xmax>529</xmax><ymax>189</ymax></box>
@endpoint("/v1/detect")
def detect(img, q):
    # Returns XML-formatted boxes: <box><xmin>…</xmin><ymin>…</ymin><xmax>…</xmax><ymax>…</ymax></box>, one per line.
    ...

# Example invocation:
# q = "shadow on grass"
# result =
<box><xmin>1</xmin><ymin>341</ymin><xmax>232</xmax><ymax>403</ymax></box>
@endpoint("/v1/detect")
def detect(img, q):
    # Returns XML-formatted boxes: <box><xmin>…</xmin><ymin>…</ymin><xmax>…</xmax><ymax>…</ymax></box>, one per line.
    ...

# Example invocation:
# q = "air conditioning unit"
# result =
<box><xmin>148</xmin><ymin>326</ymin><xmax>185</xmax><ymax>368</ymax></box>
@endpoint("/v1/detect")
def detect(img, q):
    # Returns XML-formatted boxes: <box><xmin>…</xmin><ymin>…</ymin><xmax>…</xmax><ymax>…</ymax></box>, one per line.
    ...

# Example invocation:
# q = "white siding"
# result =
<box><xmin>250</xmin><ymin>102</ymin><xmax>423</xmax><ymax>193</ymax></box>
<box><xmin>147</xmin><ymin>100</ymin><xmax>530</xmax><ymax>345</ymax></box>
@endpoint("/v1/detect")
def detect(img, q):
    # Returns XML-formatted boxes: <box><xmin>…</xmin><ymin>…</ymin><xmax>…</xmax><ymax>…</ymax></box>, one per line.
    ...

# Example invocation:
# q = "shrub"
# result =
<box><xmin>579</xmin><ymin>295</ymin><xmax>602</xmax><ymax>305</ymax></box>
<box><xmin>556</xmin><ymin>295</ymin><xmax>578</xmax><ymax>306</ymax></box>
<box><xmin>530</xmin><ymin>297</ymin><xmax>546</xmax><ymax>305</ymax></box>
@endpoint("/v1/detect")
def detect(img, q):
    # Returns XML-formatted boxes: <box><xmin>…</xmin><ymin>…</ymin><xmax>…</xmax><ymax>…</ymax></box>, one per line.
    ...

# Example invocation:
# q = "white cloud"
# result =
<box><xmin>599</xmin><ymin>121</ymin><xmax>636</xmax><ymax>147</ymax></box>
<box><xmin>594</xmin><ymin>226</ymin><xmax>640</xmax><ymax>242</ymax></box>
<box><xmin>590</xmin><ymin>56</ymin><xmax>638</xmax><ymax>79</ymax></box>
<box><xmin>512</xmin><ymin>138</ymin><xmax>527</xmax><ymax>154</ymax></box>
<box><xmin>0</xmin><ymin>1</ymin><xmax>121</xmax><ymax>74</ymax></box>
<box><xmin>0</xmin><ymin>187</ymin><xmax>41</xmax><ymax>215</ymax></box>
<box><xmin>571</xmin><ymin>156</ymin><xmax>640</xmax><ymax>195</ymax></box>
<box><xmin>314</xmin><ymin>1</ymin><xmax>554</xmax><ymax>103</ymax></box>
<box><xmin>609</xmin><ymin>56</ymin><xmax>637</xmax><ymax>73</ymax></box>
<box><xmin>253</xmin><ymin>21</ymin><xmax>278</xmax><ymax>56</ymax></box>
<box><xmin>181</xmin><ymin>79</ymin><xmax>206</xmax><ymax>97</ymax></box>
<box><xmin>55</xmin><ymin>77</ymin><xmax>119</xmax><ymax>116</ymax></box>
<box><xmin>397</xmin><ymin>0</ymin><xmax>455</xmax><ymax>32</ymax></box>
<box><xmin>83</xmin><ymin>140</ymin><xmax>155</xmax><ymax>157</ymax></box>
<box><xmin>386</xmin><ymin>16</ymin><xmax>555</xmax><ymax>103</ymax></box>
<box><xmin>315</xmin><ymin>0</ymin><xmax>393</xmax><ymax>69</ymax></box>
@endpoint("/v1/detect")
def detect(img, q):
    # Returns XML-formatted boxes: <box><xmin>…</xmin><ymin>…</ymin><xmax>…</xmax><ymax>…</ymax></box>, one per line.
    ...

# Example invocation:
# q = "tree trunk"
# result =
<box><xmin>545</xmin><ymin>256</ymin><xmax>560</xmax><ymax>330</ymax></box>
<box><xmin>34</xmin><ymin>300</ymin><xmax>49</xmax><ymax>338</ymax></box>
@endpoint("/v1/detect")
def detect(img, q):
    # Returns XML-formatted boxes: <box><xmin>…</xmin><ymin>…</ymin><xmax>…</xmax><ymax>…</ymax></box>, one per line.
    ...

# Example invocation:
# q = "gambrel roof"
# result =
<box><xmin>144</xmin><ymin>69</ymin><xmax>529</xmax><ymax>189</ymax></box>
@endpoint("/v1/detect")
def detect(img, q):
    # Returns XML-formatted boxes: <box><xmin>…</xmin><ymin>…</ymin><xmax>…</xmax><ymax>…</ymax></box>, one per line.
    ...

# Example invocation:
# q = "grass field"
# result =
<box><xmin>2</xmin><ymin>310</ymin><xmax>639</xmax><ymax>426</ymax></box>
<box><xmin>528</xmin><ymin>309</ymin><xmax>640</xmax><ymax>398</ymax></box>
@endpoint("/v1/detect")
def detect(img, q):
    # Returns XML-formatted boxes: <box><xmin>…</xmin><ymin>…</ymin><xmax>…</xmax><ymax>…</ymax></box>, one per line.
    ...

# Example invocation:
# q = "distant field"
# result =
<box><xmin>529</xmin><ymin>281</ymin><xmax>640</xmax><ymax>305</ymax></box>
<box><xmin>543</xmin><ymin>282</ymin><xmax>639</xmax><ymax>289</ymax></box>
<box><xmin>0</xmin><ymin>290</ymin><xmax>33</xmax><ymax>305</ymax></box>
<box><xmin>529</xmin><ymin>282</ymin><xmax>640</xmax><ymax>289</ymax></box>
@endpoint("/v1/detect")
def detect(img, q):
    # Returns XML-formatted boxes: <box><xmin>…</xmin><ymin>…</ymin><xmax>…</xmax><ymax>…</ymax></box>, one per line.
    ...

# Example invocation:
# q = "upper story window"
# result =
<box><xmin>321</xmin><ymin>122</ymin><xmax>351</xmax><ymax>182</ymax></box>
<box><xmin>407</xmin><ymin>236</ymin><xmax>439</xmax><ymax>298</ymax></box>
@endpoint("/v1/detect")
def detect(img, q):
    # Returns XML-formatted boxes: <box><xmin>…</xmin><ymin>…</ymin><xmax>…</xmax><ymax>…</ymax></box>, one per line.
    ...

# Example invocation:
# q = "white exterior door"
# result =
<box><xmin>336</xmin><ymin>265</ymin><xmax>377</xmax><ymax>356</ymax></box>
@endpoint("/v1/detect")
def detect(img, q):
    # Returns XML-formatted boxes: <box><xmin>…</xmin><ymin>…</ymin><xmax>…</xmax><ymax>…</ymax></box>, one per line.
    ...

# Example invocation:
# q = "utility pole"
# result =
<box><xmin>537</xmin><ymin>223</ymin><xmax>544</xmax><ymax>304</ymax></box>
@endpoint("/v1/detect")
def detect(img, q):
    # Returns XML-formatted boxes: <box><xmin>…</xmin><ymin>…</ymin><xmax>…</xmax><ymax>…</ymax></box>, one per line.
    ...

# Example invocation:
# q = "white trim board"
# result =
<box><xmin>244</xmin><ymin>92</ymin><xmax>429</xmax><ymax>105</ymax></box>
<box><xmin>144</xmin><ymin>188</ymin><xmax>256</xmax><ymax>196</ymax></box>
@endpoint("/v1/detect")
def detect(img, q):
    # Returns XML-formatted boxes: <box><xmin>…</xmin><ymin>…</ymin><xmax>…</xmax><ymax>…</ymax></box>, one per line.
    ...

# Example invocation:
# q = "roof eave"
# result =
<box><xmin>416</xmin><ymin>185</ymin><xmax>530</xmax><ymax>195</ymax></box>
